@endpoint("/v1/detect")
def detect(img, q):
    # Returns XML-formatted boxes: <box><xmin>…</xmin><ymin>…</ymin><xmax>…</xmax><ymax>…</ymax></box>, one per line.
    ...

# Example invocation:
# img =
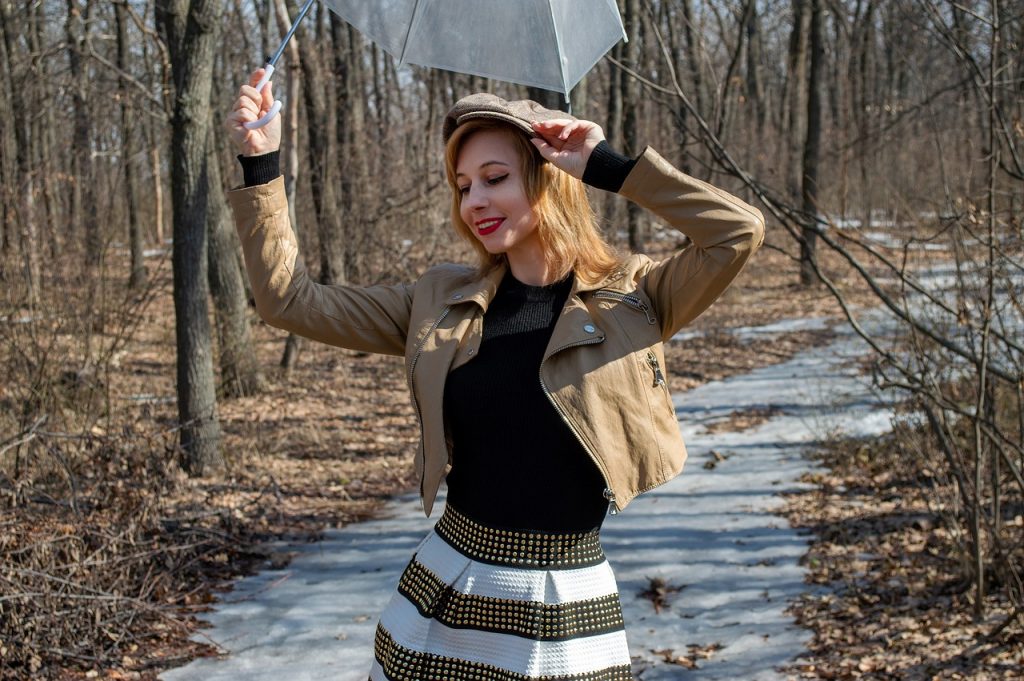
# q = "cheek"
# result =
<box><xmin>516</xmin><ymin>205</ymin><xmax>540</xmax><ymax>231</ymax></box>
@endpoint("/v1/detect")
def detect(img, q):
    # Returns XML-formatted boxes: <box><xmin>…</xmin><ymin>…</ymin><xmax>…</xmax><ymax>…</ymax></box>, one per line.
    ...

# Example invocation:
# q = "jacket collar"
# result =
<box><xmin>444</xmin><ymin>261</ymin><xmax>631</xmax><ymax>310</ymax></box>
<box><xmin>444</xmin><ymin>264</ymin><xmax>506</xmax><ymax>311</ymax></box>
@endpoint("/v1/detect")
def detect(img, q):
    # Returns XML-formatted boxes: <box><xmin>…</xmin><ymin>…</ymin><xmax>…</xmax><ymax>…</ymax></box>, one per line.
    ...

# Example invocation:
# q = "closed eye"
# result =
<box><xmin>458</xmin><ymin>174</ymin><xmax>508</xmax><ymax>197</ymax></box>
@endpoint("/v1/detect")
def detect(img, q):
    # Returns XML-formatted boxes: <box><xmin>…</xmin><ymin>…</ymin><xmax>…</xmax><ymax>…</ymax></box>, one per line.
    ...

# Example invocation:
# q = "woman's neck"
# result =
<box><xmin>507</xmin><ymin>254</ymin><xmax>555</xmax><ymax>286</ymax></box>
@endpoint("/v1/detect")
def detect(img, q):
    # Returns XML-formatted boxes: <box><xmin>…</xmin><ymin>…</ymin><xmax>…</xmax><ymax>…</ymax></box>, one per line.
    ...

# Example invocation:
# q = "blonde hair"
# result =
<box><xmin>444</xmin><ymin>120</ymin><xmax>621</xmax><ymax>285</ymax></box>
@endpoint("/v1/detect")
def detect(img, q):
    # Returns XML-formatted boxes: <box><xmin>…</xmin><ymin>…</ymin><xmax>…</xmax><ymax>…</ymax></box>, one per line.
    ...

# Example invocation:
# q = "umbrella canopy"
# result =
<box><xmin>325</xmin><ymin>0</ymin><xmax>626</xmax><ymax>98</ymax></box>
<box><xmin>245</xmin><ymin>0</ymin><xmax>625</xmax><ymax>130</ymax></box>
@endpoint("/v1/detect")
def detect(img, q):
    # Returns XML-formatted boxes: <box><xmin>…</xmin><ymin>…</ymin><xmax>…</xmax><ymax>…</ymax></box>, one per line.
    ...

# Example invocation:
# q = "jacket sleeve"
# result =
<box><xmin>227</xmin><ymin>176</ymin><xmax>412</xmax><ymax>356</ymax></box>
<box><xmin>619</xmin><ymin>147</ymin><xmax>765</xmax><ymax>340</ymax></box>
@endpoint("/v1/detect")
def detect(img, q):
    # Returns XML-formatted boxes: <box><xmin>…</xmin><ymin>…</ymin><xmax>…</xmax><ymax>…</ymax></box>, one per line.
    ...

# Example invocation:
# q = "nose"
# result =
<box><xmin>464</xmin><ymin>183</ymin><xmax>488</xmax><ymax>211</ymax></box>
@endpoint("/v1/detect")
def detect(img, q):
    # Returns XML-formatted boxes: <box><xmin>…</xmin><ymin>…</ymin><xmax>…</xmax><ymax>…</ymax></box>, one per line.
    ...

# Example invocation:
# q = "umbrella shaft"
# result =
<box><xmin>266</xmin><ymin>0</ymin><xmax>317</xmax><ymax>68</ymax></box>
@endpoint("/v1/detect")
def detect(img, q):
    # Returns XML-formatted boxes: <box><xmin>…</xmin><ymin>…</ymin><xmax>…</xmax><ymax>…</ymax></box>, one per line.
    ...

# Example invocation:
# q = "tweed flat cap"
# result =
<box><xmin>443</xmin><ymin>93</ymin><xmax>575</xmax><ymax>143</ymax></box>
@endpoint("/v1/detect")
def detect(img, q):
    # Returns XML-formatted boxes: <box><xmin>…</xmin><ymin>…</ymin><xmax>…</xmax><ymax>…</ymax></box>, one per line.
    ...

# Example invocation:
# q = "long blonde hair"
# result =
<box><xmin>444</xmin><ymin>120</ymin><xmax>621</xmax><ymax>285</ymax></box>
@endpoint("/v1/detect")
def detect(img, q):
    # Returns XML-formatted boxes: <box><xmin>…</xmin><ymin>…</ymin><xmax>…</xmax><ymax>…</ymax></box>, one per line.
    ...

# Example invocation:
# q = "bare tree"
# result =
<box><xmin>0</xmin><ymin>0</ymin><xmax>40</xmax><ymax>305</ymax></box>
<box><xmin>115</xmin><ymin>0</ymin><xmax>147</xmax><ymax>289</ymax></box>
<box><xmin>67</xmin><ymin>0</ymin><xmax>101</xmax><ymax>268</ymax></box>
<box><xmin>800</xmin><ymin>0</ymin><xmax>824</xmax><ymax>286</ymax></box>
<box><xmin>205</xmin><ymin>124</ymin><xmax>266</xmax><ymax>397</ymax></box>
<box><xmin>289</xmin><ymin>0</ymin><xmax>346</xmax><ymax>286</ymax></box>
<box><xmin>156</xmin><ymin>0</ymin><xmax>224</xmax><ymax>474</ymax></box>
<box><xmin>622</xmin><ymin>0</ymin><xmax>644</xmax><ymax>252</ymax></box>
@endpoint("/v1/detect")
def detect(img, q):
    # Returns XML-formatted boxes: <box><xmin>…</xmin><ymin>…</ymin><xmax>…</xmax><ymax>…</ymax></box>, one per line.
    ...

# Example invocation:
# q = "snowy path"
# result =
<box><xmin>162</xmin><ymin>321</ymin><xmax>894</xmax><ymax>681</ymax></box>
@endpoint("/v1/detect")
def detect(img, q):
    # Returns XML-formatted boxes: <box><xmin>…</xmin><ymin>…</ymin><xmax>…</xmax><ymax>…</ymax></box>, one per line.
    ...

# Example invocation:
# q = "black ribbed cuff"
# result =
<box><xmin>581</xmin><ymin>140</ymin><xmax>637</xmax><ymax>193</ymax></box>
<box><xmin>238</xmin><ymin>151</ymin><xmax>281</xmax><ymax>187</ymax></box>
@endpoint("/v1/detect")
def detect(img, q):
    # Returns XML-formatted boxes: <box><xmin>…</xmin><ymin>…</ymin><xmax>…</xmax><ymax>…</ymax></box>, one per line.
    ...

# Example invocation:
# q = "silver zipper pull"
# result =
<box><xmin>646</xmin><ymin>351</ymin><xmax>666</xmax><ymax>387</ymax></box>
<box><xmin>637</xmin><ymin>301</ymin><xmax>656</xmax><ymax>325</ymax></box>
<box><xmin>603</xmin><ymin>488</ymin><xmax>618</xmax><ymax>515</ymax></box>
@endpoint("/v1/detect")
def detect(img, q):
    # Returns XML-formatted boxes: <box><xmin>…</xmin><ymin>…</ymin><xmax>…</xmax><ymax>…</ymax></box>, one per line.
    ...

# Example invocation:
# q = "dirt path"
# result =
<box><xmin>160</xmin><ymin>318</ymin><xmax>894</xmax><ymax>681</ymax></box>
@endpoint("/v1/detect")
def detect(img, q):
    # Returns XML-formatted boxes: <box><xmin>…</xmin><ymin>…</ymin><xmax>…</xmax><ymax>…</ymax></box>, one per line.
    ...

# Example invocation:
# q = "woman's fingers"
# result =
<box><xmin>530</xmin><ymin>136</ymin><xmax>554</xmax><ymax>159</ymax></box>
<box><xmin>529</xmin><ymin>118</ymin><xmax>604</xmax><ymax>180</ymax></box>
<box><xmin>533</xmin><ymin>119</ymin><xmax>571</xmax><ymax>142</ymax></box>
<box><xmin>234</xmin><ymin>95</ymin><xmax>259</xmax><ymax>116</ymax></box>
<box><xmin>531</xmin><ymin>119</ymin><xmax>600</xmax><ymax>151</ymax></box>
<box><xmin>229</xmin><ymin>108</ymin><xmax>257</xmax><ymax>125</ymax></box>
<box><xmin>226</xmin><ymin>70</ymin><xmax>281</xmax><ymax>156</ymax></box>
<box><xmin>557</xmin><ymin>121</ymin><xmax>586</xmax><ymax>141</ymax></box>
<box><xmin>238</xmin><ymin>83</ymin><xmax>272</xmax><ymax>110</ymax></box>
<box><xmin>248</xmin><ymin>67</ymin><xmax>266</xmax><ymax>89</ymax></box>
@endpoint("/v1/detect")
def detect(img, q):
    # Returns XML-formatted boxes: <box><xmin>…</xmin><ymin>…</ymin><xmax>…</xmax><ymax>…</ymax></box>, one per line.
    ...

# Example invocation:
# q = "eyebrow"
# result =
<box><xmin>455</xmin><ymin>160</ymin><xmax>510</xmax><ymax>178</ymax></box>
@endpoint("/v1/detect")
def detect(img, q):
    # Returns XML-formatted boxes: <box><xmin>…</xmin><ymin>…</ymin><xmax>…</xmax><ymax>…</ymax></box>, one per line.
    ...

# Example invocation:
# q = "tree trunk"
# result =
<box><xmin>205</xmin><ymin>125</ymin><xmax>265</xmax><ymax>398</ymax></box>
<box><xmin>855</xmin><ymin>0</ymin><xmax>877</xmax><ymax>235</ymax></box>
<box><xmin>570</xmin><ymin>75</ymin><xmax>588</xmax><ymax>118</ymax></box>
<box><xmin>157</xmin><ymin>0</ymin><xmax>224</xmax><ymax>474</ymax></box>
<box><xmin>604</xmin><ymin>9</ymin><xmax>625</xmax><ymax>234</ymax></box>
<box><xmin>1</xmin><ymin>0</ymin><xmax>40</xmax><ymax>304</ymax></box>
<box><xmin>279</xmin><ymin>0</ymin><xmax>304</xmax><ymax>372</ymax></box>
<box><xmin>0</xmin><ymin>5</ymin><xmax>14</xmax><ymax>258</ymax></box>
<box><xmin>116</xmin><ymin>0</ymin><xmax>147</xmax><ymax>289</ymax></box>
<box><xmin>800</xmin><ymin>0</ymin><xmax>823</xmax><ymax>287</ymax></box>
<box><xmin>745</xmin><ymin>0</ymin><xmax>767</xmax><ymax>134</ymax></box>
<box><xmin>783</xmin><ymin>0</ymin><xmax>809</xmax><ymax>205</ymax></box>
<box><xmin>0</xmin><ymin>0</ymin><xmax>16</xmax><ymax>262</ymax></box>
<box><xmin>67</xmin><ymin>0</ymin><xmax>100</xmax><ymax>268</ymax></box>
<box><xmin>28</xmin><ymin>1</ymin><xmax>60</xmax><ymax>261</ymax></box>
<box><xmin>287</xmin><ymin>0</ymin><xmax>345</xmax><ymax>287</ymax></box>
<box><xmin>333</xmin><ymin>20</ymin><xmax>369</xmax><ymax>282</ymax></box>
<box><xmin>622</xmin><ymin>0</ymin><xmax>643</xmax><ymax>252</ymax></box>
<box><xmin>141</xmin><ymin>8</ymin><xmax>166</xmax><ymax>248</ymax></box>
<box><xmin>680</xmin><ymin>0</ymin><xmax>705</xmax><ymax>119</ymax></box>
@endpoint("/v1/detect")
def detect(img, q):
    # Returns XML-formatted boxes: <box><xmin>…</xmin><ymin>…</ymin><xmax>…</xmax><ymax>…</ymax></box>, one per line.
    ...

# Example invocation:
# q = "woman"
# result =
<box><xmin>226</xmin><ymin>69</ymin><xmax>764</xmax><ymax>680</ymax></box>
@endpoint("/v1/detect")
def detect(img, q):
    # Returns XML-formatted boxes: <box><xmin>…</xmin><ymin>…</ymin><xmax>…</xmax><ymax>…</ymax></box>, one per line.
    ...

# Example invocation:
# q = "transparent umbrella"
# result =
<box><xmin>246</xmin><ymin>0</ymin><xmax>626</xmax><ymax>129</ymax></box>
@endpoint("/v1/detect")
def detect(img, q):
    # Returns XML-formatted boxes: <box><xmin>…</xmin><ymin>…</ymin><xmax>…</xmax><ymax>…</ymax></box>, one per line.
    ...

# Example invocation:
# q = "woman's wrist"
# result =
<box><xmin>238</xmin><ymin>150</ymin><xmax>281</xmax><ymax>187</ymax></box>
<box><xmin>581</xmin><ymin>140</ymin><xmax>637</xmax><ymax>193</ymax></box>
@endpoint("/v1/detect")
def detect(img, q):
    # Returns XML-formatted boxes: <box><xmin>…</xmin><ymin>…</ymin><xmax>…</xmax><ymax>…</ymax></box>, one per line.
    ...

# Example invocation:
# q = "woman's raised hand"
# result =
<box><xmin>529</xmin><ymin>119</ymin><xmax>606</xmax><ymax>180</ymax></box>
<box><xmin>224</xmin><ymin>68</ymin><xmax>281</xmax><ymax>157</ymax></box>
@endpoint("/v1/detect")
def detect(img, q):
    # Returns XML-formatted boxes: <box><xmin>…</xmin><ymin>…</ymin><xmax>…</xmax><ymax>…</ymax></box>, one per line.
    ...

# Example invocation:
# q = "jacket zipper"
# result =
<box><xmin>593</xmin><ymin>290</ymin><xmax>656</xmax><ymax>325</ymax></box>
<box><xmin>539</xmin><ymin>335</ymin><xmax>619</xmax><ymax>516</ymax></box>
<box><xmin>408</xmin><ymin>305</ymin><xmax>451</xmax><ymax>499</ymax></box>
<box><xmin>646</xmin><ymin>351</ymin><xmax>666</xmax><ymax>387</ymax></box>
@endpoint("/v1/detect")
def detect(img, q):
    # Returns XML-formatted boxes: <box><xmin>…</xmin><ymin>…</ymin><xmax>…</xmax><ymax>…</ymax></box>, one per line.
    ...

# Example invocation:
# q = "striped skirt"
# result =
<box><xmin>369</xmin><ymin>503</ymin><xmax>632</xmax><ymax>680</ymax></box>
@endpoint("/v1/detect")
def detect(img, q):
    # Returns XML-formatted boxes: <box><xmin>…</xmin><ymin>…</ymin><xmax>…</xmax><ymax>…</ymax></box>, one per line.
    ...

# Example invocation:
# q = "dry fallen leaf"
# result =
<box><xmin>638</xmin><ymin>576</ymin><xmax>685</xmax><ymax>614</ymax></box>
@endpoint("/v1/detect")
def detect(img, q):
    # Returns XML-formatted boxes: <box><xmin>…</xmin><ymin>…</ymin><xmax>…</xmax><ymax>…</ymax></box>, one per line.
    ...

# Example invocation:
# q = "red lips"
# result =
<box><xmin>475</xmin><ymin>217</ymin><xmax>504</xmax><ymax>236</ymax></box>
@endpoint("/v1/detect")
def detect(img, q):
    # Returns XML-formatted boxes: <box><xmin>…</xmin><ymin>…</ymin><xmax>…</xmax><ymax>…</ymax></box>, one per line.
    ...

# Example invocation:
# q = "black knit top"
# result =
<box><xmin>442</xmin><ymin>271</ymin><xmax>609</xmax><ymax>532</ymax></box>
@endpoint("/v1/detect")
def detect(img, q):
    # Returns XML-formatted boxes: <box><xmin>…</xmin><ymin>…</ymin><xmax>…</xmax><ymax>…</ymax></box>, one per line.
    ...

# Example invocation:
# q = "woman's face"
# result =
<box><xmin>455</xmin><ymin>129</ymin><xmax>542</xmax><ymax>266</ymax></box>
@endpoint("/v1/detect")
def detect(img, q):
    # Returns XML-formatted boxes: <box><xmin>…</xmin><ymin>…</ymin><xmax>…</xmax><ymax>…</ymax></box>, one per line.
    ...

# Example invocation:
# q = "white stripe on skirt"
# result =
<box><xmin>413</xmin><ymin>530</ymin><xmax>621</xmax><ymax>603</ymax></box>
<box><xmin>378</xmin><ymin>596</ymin><xmax>631</xmax><ymax>677</ymax></box>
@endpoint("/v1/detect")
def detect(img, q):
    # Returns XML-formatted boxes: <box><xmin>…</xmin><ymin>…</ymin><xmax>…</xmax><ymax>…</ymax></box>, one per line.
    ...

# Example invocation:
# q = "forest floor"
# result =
<box><xmin>781</xmin><ymin>435</ymin><xmax>1024</xmax><ymax>680</ymax></box>
<box><xmin>4</xmin><ymin>225</ymin><xmax>1019</xmax><ymax>678</ymax></box>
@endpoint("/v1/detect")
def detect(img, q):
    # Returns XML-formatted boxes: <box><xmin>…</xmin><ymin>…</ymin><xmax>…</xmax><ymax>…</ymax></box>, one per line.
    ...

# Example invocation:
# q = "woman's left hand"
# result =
<box><xmin>530</xmin><ymin>119</ymin><xmax>605</xmax><ymax>180</ymax></box>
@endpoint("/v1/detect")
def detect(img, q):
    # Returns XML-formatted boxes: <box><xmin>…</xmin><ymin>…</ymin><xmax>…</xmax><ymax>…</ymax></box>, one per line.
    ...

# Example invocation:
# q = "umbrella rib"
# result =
<box><xmin>398</xmin><ymin>0</ymin><xmax>425</xmax><ymax>67</ymax></box>
<box><xmin>544</xmin><ymin>0</ymin><xmax>570</xmax><ymax>100</ymax></box>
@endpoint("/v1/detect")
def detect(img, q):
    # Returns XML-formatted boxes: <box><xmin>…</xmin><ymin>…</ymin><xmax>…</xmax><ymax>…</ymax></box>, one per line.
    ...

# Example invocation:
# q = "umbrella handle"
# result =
<box><xmin>243</xmin><ymin>64</ymin><xmax>282</xmax><ymax>130</ymax></box>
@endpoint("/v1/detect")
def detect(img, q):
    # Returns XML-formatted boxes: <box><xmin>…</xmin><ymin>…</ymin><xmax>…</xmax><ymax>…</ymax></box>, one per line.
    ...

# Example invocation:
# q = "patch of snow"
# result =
<box><xmin>671</xmin><ymin>315</ymin><xmax>833</xmax><ymax>343</ymax></box>
<box><xmin>125</xmin><ymin>394</ymin><xmax>175</xmax><ymax>404</ymax></box>
<box><xmin>161</xmin><ymin>320</ymin><xmax>894</xmax><ymax>681</ymax></box>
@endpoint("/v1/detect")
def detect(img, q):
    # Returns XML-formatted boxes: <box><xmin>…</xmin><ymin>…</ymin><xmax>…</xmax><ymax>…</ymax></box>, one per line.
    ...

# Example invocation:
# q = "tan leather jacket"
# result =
<box><xmin>228</xmin><ymin>147</ymin><xmax>764</xmax><ymax>517</ymax></box>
